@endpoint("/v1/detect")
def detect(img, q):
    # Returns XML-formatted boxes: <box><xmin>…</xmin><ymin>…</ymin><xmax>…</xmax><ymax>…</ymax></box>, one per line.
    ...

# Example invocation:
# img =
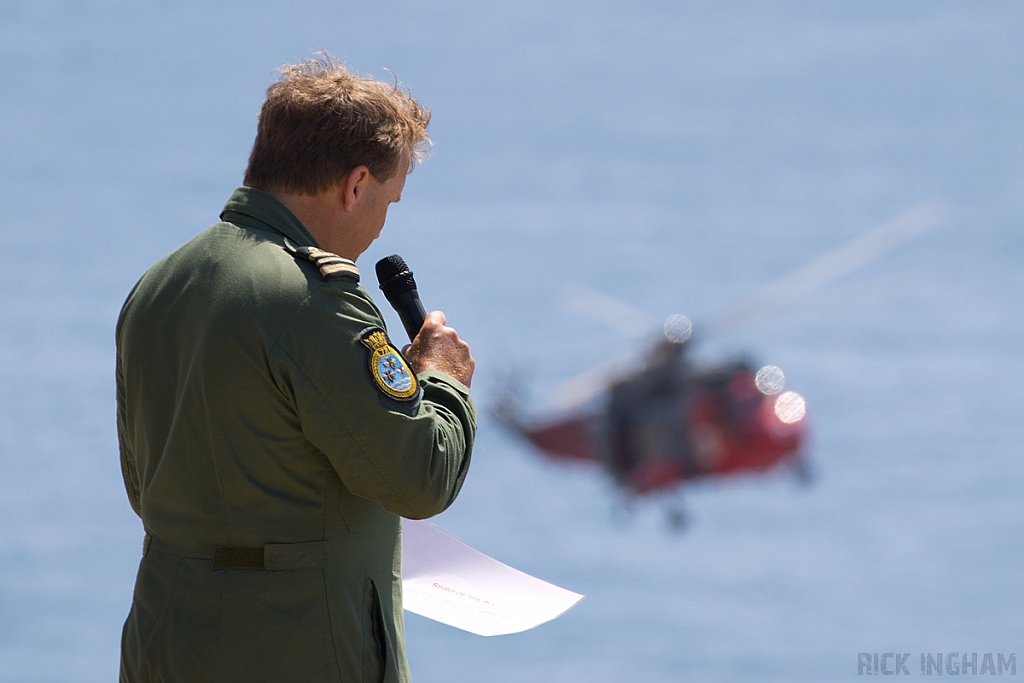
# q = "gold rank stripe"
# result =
<box><xmin>318</xmin><ymin>260</ymin><xmax>360</xmax><ymax>279</ymax></box>
<box><xmin>295</xmin><ymin>246</ymin><xmax>360</xmax><ymax>282</ymax></box>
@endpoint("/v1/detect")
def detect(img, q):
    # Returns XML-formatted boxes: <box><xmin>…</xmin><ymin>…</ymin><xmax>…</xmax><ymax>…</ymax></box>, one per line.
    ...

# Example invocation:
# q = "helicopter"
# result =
<box><xmin>494</xmin><ymin>202</ymin><xmax>946</xmax><ymax>529</ymax></box>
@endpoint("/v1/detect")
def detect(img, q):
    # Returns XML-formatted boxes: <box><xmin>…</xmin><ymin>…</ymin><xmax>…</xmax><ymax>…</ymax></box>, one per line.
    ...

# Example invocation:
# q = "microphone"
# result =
<box><xmin>375</xmin><ymin>254</ymin><xmax>427</xmax><ymax>342</ymax></box>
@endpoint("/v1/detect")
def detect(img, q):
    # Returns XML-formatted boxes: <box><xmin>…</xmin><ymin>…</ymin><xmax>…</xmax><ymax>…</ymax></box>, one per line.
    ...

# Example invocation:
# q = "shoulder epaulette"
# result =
<box><xmin>290</xmin><ymin>244</ymin><xmax>360</xmax><ymax>282</ymax></box>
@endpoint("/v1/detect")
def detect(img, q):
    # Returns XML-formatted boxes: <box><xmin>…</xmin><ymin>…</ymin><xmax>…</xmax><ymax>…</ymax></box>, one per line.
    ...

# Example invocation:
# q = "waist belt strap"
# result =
<box><xmin>213</xmin><ymin>546</ymin><xmax>264</xmax><ymax>569</ymax></box>
<box><xmin>143</xmin><ymin>534</ymin><xmax>329</xmax><ymax>570</ymax></box>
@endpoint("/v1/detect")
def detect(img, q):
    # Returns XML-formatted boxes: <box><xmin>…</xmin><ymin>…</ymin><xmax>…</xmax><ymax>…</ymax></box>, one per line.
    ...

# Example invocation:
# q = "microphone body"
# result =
<box><xmin>375</xmin><ymin>254</ymin><xmax>426</xmax><ymax>342</ymax></box>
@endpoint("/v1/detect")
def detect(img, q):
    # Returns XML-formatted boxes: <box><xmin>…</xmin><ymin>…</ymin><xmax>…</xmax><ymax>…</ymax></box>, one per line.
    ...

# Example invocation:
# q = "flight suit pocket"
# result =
<box><xmin>362</xmin><ymin>578</ymin><xmax>387</xmax><ymax>683</ymax></box>
<box><xmin>219</xmin><ymin>568</ymin><xmax>339</xmax><ymax>681</ymax></box>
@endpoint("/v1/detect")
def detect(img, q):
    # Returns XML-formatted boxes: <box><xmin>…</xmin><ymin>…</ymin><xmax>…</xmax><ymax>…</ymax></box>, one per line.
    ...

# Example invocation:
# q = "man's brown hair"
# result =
<box><xmin>243</xmin><ymin>54</ymin><xmax>431</xmax><ymax>195</ymax></box>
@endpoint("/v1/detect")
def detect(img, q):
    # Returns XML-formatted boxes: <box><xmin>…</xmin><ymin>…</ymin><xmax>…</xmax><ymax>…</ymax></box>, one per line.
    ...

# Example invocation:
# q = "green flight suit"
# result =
<box><xmin>116</xmin><ymin>187</ymin><xmax>475</xmax><ymax>683</ymax></box>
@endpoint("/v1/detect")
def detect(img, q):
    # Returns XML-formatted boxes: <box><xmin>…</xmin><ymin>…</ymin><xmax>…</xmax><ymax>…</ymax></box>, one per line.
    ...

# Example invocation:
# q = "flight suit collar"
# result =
<box><xmin>219</xmin><ymin>186</ymin><xmax>321</xmax><ymax>249</ymax></box>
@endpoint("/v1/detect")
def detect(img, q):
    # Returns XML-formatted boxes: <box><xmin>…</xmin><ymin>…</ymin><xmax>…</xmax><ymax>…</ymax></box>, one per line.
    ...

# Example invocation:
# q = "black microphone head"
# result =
<box><xmin>375</xmin><ymin>254</ymin><xmax>417</xmax><ymax>298</ymax></box>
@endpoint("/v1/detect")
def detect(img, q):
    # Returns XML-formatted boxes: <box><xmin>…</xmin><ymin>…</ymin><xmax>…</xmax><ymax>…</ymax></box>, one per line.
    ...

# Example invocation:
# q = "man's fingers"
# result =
<box><xmin>403</xmin><ymin>309</ymin><xmax>474</xmax><ymax>387</ymax></box>
<box><xmin>423</xmin><ymin>310</ymin><xmax>447</xmax><ymax>327</ymax></box>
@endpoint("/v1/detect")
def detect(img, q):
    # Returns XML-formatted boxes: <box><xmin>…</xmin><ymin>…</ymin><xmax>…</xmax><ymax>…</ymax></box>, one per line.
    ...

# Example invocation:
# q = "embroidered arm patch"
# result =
<box><xmin>359</xmin><ymin>328</ymin><xmax>419</xmax><ymax>401</ymax></box>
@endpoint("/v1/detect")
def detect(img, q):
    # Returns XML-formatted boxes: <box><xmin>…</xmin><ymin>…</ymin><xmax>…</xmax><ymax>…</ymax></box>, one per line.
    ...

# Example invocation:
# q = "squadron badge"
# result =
<box><xmin>359</xmin><ymin>328</ymin><xmax>419</xmax><ymax>401</ymax></box>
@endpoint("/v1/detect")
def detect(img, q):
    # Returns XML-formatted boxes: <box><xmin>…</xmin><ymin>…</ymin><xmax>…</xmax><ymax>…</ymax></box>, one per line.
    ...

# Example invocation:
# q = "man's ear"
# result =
<box><xmin>339</xmin><ymin>165</ymin><xmax>372</xmax><ymax>211</ymax></box>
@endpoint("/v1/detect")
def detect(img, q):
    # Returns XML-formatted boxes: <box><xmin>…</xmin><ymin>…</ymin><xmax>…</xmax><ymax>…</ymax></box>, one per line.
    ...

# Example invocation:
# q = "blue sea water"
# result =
<box><xmin>1</xmin><ymin>1</ymin><xmax>1022</xmax><ymax>681</ymax></box>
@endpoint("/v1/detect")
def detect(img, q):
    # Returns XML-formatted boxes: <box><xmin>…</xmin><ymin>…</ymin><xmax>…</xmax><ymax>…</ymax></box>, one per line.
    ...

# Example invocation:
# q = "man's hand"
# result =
<box><xmin>403</xmin><ymin>311</ymin><xmax>475</xmax><ymax>388</ymax></box>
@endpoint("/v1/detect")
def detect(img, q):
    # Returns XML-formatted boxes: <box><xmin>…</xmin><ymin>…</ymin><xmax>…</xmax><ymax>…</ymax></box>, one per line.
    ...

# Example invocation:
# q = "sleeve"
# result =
<box><xmin>273</xmin><ymin>283</ymin><xmax>476</xmax><ymax>520</ymax></box>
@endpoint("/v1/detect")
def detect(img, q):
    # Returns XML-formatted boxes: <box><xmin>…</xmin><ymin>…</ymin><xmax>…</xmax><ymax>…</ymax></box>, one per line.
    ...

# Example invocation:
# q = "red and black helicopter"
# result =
<box><xmin>494</xmin><ymin>202</ymin><xmax>945</xmax><ymax>528</ymax></box>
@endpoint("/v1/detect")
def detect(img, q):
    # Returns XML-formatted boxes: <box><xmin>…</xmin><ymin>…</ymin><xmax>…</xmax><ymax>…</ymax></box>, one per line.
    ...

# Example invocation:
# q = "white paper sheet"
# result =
<box><xmin>401</xmin><ymin>520</ymin><xmax>584</xmax><ymax>636</ymax></box>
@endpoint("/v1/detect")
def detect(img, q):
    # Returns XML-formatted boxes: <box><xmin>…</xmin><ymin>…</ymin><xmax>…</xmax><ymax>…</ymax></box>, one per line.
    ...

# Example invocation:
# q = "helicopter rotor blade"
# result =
<box><xmin>546</xmin><ymin>201</ymin><xmax>946</xmax><ymax>412</ymax></box>
<box><xmin>547</xmin><ymin>350</ymin><xmax>642</xmax><ymax>411</ymax></box>
<box><xmin>559</xmin><ymin>284</ymin><xmax>660</xmax><ymax>338</ymax></box>
<box><xmin>703</xmin><ymin>200</ymin><xmax>948</xmax><ymax>336</ymax></box>
<box><xmin>552</xmin><ymin>286</ymin><xmax>666</xmax><ymax>409</ymax></box>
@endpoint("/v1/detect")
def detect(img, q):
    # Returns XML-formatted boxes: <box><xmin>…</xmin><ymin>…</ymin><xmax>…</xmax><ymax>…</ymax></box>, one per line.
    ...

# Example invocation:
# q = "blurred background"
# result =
<box><xmin>1</xmin><ymin>1</ymin><xmax>1022</xmax><ymax>681</ymax></box>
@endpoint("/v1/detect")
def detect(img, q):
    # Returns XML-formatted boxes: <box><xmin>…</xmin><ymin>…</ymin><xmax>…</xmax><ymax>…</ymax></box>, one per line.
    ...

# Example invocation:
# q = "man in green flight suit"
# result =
<box><xmin>116</xmin><ymin>55</ymin><xmax>476</xmax><ymax>683</ymax></box>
